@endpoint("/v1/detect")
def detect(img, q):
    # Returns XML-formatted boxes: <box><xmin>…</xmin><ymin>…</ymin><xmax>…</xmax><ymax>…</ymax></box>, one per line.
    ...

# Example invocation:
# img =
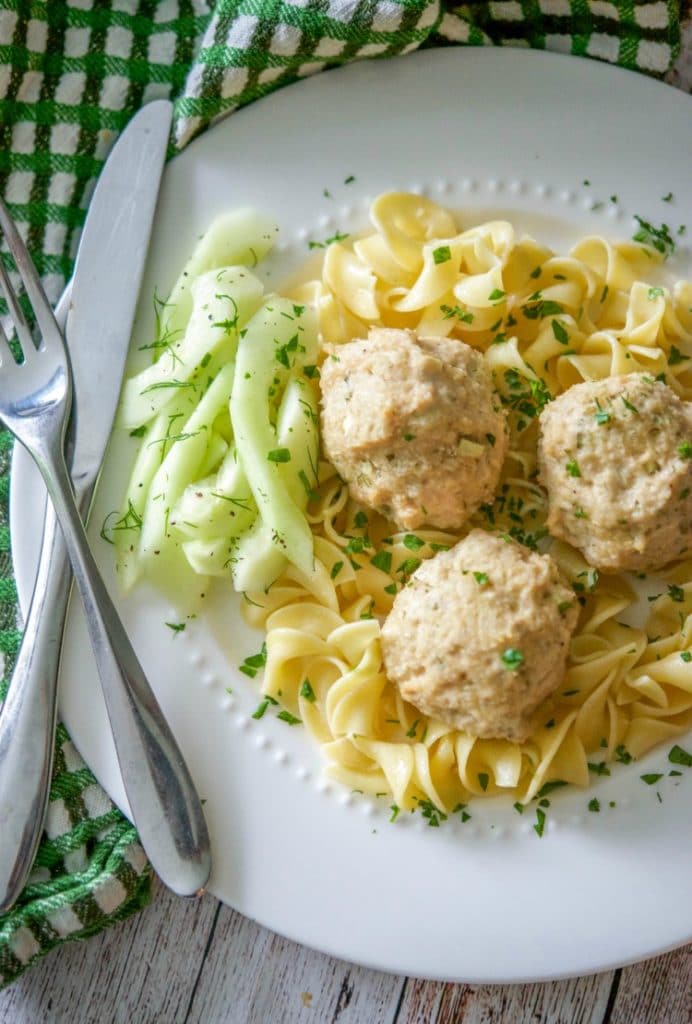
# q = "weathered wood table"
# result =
<box><xmin>0</xmin><ymin>878</ymin><xmax>689</xmax><ymax>1023</ymax></box>
<box><xmin>1</xmin><ymin>26</ymin><xmax>692</xmax><ymax>1024</ymax></box>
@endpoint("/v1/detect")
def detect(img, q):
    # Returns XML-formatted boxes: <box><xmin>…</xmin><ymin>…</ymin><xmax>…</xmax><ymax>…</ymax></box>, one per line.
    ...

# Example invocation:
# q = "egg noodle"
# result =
<box><xmin>240</xmin><ymin>193</ymin><xmax>692</xmax><ymax>809</ymax></box>
<box><xmin>116</xmin><ymin>194</ymin><xmax>692</xmax><ymax>815</ymax></box>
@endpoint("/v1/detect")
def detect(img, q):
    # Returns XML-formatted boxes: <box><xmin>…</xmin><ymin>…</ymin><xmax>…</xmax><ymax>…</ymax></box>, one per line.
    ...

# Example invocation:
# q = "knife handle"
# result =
<box><xmin>0</xmin><ymin>498</ymin><xmax>69</xmax><ymax>912</ymax></box>
<box><xmin>37</xmin><ymin>432</ymin><xmax>211</xmax><ymax>899</ymax></box>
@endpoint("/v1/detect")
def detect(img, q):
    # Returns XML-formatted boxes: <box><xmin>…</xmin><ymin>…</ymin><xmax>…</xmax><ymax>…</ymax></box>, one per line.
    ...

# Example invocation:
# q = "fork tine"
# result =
<box><xmin>0</xmin><ymin>197</ymin><xmax>62</xmax><ymax>351</ymax></box>
<box><xmin>0</xmin><ymin>257</ymin><xmax>36</xmax><ymax>358</ymax></box>
<box><xmin>0</xmin><ymin>318</ymin><xmax>17</xmax><ymax>367</ymax></box>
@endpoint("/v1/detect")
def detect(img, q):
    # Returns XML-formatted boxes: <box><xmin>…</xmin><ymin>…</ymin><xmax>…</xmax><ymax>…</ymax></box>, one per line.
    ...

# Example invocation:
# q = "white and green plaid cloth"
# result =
<box><xmin>0</xmin><ymin>0</ymin><xmax>688</xmax><ymax>989</ymax></box>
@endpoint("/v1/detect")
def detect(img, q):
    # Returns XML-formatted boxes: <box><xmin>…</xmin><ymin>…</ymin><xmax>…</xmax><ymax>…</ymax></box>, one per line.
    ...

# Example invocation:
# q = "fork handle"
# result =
<box><xmin>36</xmin><ymin>439</ymin><xmax>211</xmax><ymax>898</ymax></box>
<box><xmin>0</xmin><ymin>497</ymin><xmax>70</xmax><ymax>912</ymax></box>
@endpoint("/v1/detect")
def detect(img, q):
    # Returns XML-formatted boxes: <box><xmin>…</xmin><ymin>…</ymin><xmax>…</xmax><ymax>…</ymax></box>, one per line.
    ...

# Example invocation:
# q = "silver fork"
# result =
<box><xmin>0</xmin><ymin>200</ymin><xmax>211</xmax><ymax>899</ymax></box>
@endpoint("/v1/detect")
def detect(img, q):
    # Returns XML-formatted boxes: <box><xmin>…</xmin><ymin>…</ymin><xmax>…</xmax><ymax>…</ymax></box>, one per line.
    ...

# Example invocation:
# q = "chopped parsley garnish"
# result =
<box><xmin>277</xmin><ymin>709</ymin><xmax>301</xmax><ymax>725</ymax></box>
<box><xmin>418</xmin><ymin>799</ymin><xmax>447</xmax><ymax>827</ymax></box>
<box><xmin>432</xmin><ymin>245</ymin><xmax>452</xmax><ymax>265</ymax></box>
<box><xmin>488</xmin><ymin>288</ymin><xmax>506</xmax><ymax>302</ymax></box>
<box><xmin>669</xmin><ymin>744</ymin><xmax>692</xmax><ymax>767</ymax></box>
<box><xmin>632</xmin><ymin>215</ymin><xmax>675</xmax><ymax>258</ymax></box>
<box><xmin>389</xmin><ymin>804</ymin><xmax>400</xmax><ymax>823</ymax></box>
<box><xmin>403</xmin><ymin>534</ymin><xmax>424</xmax><ymax>551</ymax></box>
<box><xmin>344</xmin><ymin>536</ymin><xmax>368</xmax><ymax>555</ymax></box>
<box><xmin>500</xmin><ymin>647</ymin><xmax>524</xmax><ymax>670</ymax></box>
<box><xmin>523</xmin><ymin>299</ymin><xmax>564</xmax><ymax>320</ymax></box>
<box><xmin>500</xmin><ymin>368</ymin><xmax>552</xmax><ymax>428</ymax></box>
<box><xmin>574</xmin><ymin>506</ymin><xmax>588</xmax><ymax>519</ymax></box>
<box><xmin>533</xmin><ymin>808</ymin><xmax>546</xmax><ymax>837</ymax></box>
<box><xmin>370</xmin><ymin>550</ymin><xmax>392</xmax><ymax>573</ymax></box>
<box><xmin>594</xmin><ymin>400</ymin><xmax>611</xmax><ymax>425</ymax></box>
<box><xmin>267</xmin><ymin>448</ymin><xmax>291</xmax><ymax>463</ymax></box>
<box><xmin>668</xmin><ymin>346</ymin><xmax>689</xmax><ymax>365</ymax></box>
<box><xmin>129</xmin><ymin>425</ymin><xmax>147</xmax><ymax>438</ymax></box>
<box><xmin>274</xmin><ymin>333</ymin><xmax>300</xmax><ymax>368</ymax></box>
<box><xmin>439</xmin><ymin>304</ymin><xmax>474</xmax><ymax>323</ymax></box>
<box><xmin>558</xmin><ymin>601</ymin><xmax>574</xmax><ymax>614</ymax></box>
<box><xmin>473</xmin><ymin>571</ymin><xmax>489</xmax><ymax>585</ymax></box>
<box><xmin>641</xmin><ymin>773</ymin><xmax>663</xmax><ymax>785</ymax></box>
<box><xmin>680</xmin><ymin>651</ymin><xmax>692</xmax><ymax>663</ymax></box>
<box><xmin>588</xmin><ymin>762</ymin><xmax>610</xmax><ymax>776</ymax></box>
<box><xmin>551</xmin><ymin>319</ymin><xmax>569</xmax><ymax>345</ymax></box>
<box><xmin>565</xmin><ymin>458</ymin><xmax>581</xmax><ymax>478</ymax></box>
<box><xmin>615</xmin><ymin>744</ymin><xmax>633</xmax><ymax>765</ymax></box>
<box><xmin>621</xmin><ymin>396</ymin><xmax>638</xmax><ymax>414</ymax></box>
<box><xmin>300</xmin><ymin>679</ymin><xmax>316</xmax><ymax>703</ymax></box>
<box><xmin>406</xmin><ymin>719</ymin><xmax>420</xmax><ymax>739</ymax></box>
<box><xmin>308</xmin><ymin>230</ymin><xmax>350</xmax><ymax>249</ymax></box>
<box><xmin>513</xmin><ymin>801</ymin><xmax>524</xmax><ymax>815</ymax></box>
<box><xmin>383</xmin><ymin>583</ymin><xmax>398</xmax><ymax>595</ymax></box>
<box><xmin>478</xmin><ymin>772</ymin><xmax>489</xmax><ymax>791</ymax></box>
<box><xmin>330</xmin><ymin>560</ymin><xmax>344</xmax><ymax>579</ymax></box>
<box><xmin>535</xmin><ymin>780</ymin><xmax>568</xmax><ymax>799</ymax></box>
<box><xmin>648</xmin><ymin>287</ymin><xmax>665</xmax><ymax>300</ymax></box>
<box><xmin>397</xmin><ymin>557</ymin><xmax>421</xmax><ymax>579</ymax></box>
<box><xmin>453</xmin><ymin>803</ymin><xmax>472</xmax><ymax>823</ymax></box>
<box><xmin>588</xmin><ymin>798</ymin><xmax>601</xmax><ymax>813</ymax></box>
<box><xmin>303</xmin><ymin>364</ymin><xmax>319</xmax><ymax>378</ymax></box>
<box><xmin>165</xmin><ymin>621</ymin><xmax>186</xmax><ymax>634</ymax></box>
<box><xmin>667</xmin><ymin>584</ymin><xmax>685</xmax><ymax>603</ymax></box>
<box><xmin>239</xmin><ymin>643</ymin><xmax>268</xmax><ymax>679</ymax></box>
<box><xmin>251</xmin><ymin>698</ymin><xmax>271</xmax><ymax>719</ymax></box>
<box><xmin>677</xmin><ymin>442</ymin><xmax>692</xmax><ymax>460</ymax></box>
<box><xmin>486</xmin><ymin>433</ymin><xmax>496</xmax><ymax>447</ymax></box>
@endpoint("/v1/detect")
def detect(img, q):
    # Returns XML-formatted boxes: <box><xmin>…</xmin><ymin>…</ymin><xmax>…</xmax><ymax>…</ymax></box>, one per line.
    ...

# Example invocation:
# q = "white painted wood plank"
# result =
<box><xmin>186</xmin><ymin>903</ymin><xmax>405</xmax><ymax>1024</ymax></box>
<box><xmin>0</xmin><ymin>880</ymin><xmax>217</xmax><ymax>1024</ymax></box>
<box><xmin>395</xmin><ymin>972</ymin><xmax>615</xmax><ymax>1024</ymax></box>
<box><xmin>610</xmin><ymin>945</ymin><xmax>691</xmax><ymax>1024</ymax></box>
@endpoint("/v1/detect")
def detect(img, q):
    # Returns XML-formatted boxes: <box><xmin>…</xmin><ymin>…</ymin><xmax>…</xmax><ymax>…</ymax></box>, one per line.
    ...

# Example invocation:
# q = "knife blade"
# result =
<box><xmin>0</xmin><ymin>100</ymin><xmax>211</xmax><ymax>911</ymax></box>
<box><xmin>65</xmin><ymin>100</ymin><xmax>172</xmax><ymax>492</ymax></box>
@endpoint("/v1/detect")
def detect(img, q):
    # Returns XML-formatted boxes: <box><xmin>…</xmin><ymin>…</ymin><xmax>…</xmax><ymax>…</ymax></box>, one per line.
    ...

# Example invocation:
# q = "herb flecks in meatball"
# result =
<box><xmin>319</xmin><ymin>328</ymin><xmax>508</xmax><ymax>531</ymax></box>
<box><xmin>538</xmin><ymin>374</ymin><xmax>692</xmax><ymax>573</ymax></box>
<box><xmin>380</xmin><ymin>530</ymin><xmax>579</xmax><ymax>742</ymax></box>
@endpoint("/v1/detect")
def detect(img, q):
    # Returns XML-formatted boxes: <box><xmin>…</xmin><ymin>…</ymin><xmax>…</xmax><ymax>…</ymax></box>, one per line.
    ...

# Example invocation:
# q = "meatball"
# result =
<box><xmin>380</xmin><ymin>530</ymin><xmax>579</xmax><ymax>742</ymax></box>
<box><xmin>319</xmin><ymin>327</ymin><xmax>508</xmax><ymax>531</ymax></box>
<box><xmin>538</xmin><ymin>374</ymin><xmax>692</xmax><ymax>573</ymax></box>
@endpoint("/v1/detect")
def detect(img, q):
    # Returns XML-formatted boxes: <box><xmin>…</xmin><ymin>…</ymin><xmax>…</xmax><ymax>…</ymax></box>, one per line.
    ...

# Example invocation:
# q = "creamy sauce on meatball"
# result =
<box><xmin>380</xmin><ymin>530</ymin><xmax>579</xmax><ymax>742</ymax></box>
<box><xmin>319</xmin><ymin>327</ymin><xmax>508</xmax><ymax>531</ymax></box>
<box><xmin>538</xmin><ymin>374</ymin><xmax>692</xmax><ymax>573</ymax></box>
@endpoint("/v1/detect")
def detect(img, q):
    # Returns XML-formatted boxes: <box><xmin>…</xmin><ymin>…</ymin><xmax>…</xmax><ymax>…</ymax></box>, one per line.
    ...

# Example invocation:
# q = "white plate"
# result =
<box><xmin>10</xmin><ymin>49</ymin><xmax>692</xmax><ymax>983</ymax></box>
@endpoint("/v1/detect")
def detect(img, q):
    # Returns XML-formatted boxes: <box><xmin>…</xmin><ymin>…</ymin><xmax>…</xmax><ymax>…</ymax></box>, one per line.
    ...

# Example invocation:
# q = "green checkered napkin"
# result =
<box><xmin>0</xmin><ymin>0</ymin><xmax>684</xmax><ymax>989</ymax></box>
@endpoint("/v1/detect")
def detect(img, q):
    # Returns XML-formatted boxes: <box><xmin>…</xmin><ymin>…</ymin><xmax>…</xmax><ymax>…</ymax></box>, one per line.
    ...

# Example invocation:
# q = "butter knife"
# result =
<box><xmin>0</xmin><ymin>101</ymin><xmax>211</xmax><ymax>911</ymax></box>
